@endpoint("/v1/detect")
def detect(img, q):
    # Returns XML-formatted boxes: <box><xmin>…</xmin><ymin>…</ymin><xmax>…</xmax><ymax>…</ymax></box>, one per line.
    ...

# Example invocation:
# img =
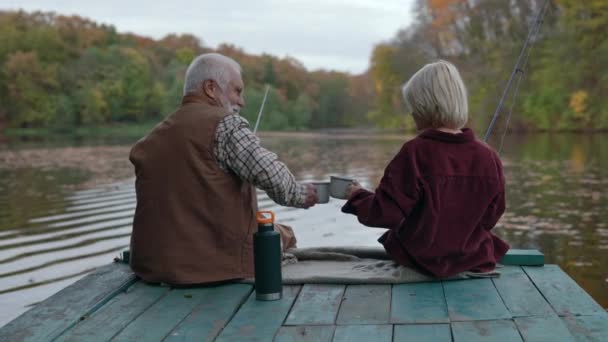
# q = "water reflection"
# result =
<box><xmin>493</xmin><ymin>134</ymin><xmax>607</xmax><ymax>310</ymax></box>
<box><xmin>0</xmin><ymin>132</ymin><xmax>606</xmax><ymax>327</ymax></box>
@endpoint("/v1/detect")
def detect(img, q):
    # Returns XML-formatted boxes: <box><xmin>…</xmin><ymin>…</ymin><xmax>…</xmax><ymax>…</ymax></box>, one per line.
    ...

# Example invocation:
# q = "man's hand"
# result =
<box><xmin>345</xmin><ymin>181</ymin><xmax>363</xmax><ymax>200</ymax></box>
<box><xmin>302</xmin><ymin>183</ymin><xmax>318</xmax><ymax>208</ymax></box>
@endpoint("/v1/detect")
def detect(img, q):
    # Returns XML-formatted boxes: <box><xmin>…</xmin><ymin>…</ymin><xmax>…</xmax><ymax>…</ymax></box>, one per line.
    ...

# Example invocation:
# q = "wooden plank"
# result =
<box><xmin>393</xmin><ymin>324</ymin><xmax>451</xmax><ymax>341</ymax></box>
<box><xmin>55</xmin><ymin>282</ymin><xmax>169</xmax><ymax>342</ymax></box>
<box><xmin>0</xmin><ymin>263</ymin><xmax>135</xmax><ymax>342</ymax></box>
<box><xmin>515</xmin><ymin>315</ymin><xmax>576</xmax><ymax>342</ymax></box>
<box><xmin>562</xmin><ymin>313</ymin><xmax>608</xmax><ymax>342</ymax></box>
<box><xmin>274</xmin><ymin>326</ymin><xmax>335</xmax><ymax>342</ymax></box>
<box><xmin>111</xmin><ymin>287</ymin><xmax>225</xmax><ymax>341</ymax></box>
<box><xmin>443</xmin><ymin>279</ymin><xmax>511</xmax><ymax>321</ymax></box>
<box><xmin>524</xmin><ymin>265</ymin><xmax>604</xmax><ymax>316</ymax></box>
<box><xmin>492</xmin><ymin>266</ymin><xmax>554</xmax><ymax>317</ymax></box>
<box><xmin>391</xmin><ymin>282</ymin><xmax>449</xmax><ymax>323</ymax></box>
<box><xmin>285</xmin><ymin>284</ymin><xmax>344</xmax><ymax>325</ymax></box>
<box><xmin>500</xmin><ymin>249</ymin><xmax>544</xmax><ymax>266</ymax></box>
<box><xmin>164</xmin><ymin>284</ymin><xmax>253</xmax><ymax>341</ymax></box>
<box><xmin>452</xmin><ymin>320</ymin><xmax>523</xmax><ymax>342</ymax></box>
<box><xmin>336</xmin><ymin>285</ymin><xmax>391</xmax><ymax>325</ymax></box>
<box><xmin>332</xmin><ymin>325</ymin><xmax>392</xmax><ymax>342</ymax></box>
<box><xmin>215</xmin><ymin>285</ymin><xmax>301</xmax><ymax>342</ymax></box>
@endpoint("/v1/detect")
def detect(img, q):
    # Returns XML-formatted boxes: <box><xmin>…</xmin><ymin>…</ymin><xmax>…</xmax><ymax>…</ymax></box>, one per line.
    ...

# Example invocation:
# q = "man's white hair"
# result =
<box><xmin>401</xmin><ymin>60</ymin><xmax>468</xmax><ymax>129</ymax></box>
<box><xmin>183</xmin><ymin>53</ymin><xmax>241</xmax><ymax>96</ymax></box>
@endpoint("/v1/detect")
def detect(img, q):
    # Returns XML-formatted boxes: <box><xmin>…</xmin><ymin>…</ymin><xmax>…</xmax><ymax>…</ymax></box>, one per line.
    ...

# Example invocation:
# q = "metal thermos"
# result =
<box><xmin>253</xmin><ymin>211</ymin><xmax>283</xmax><ymax>301</ymax></box>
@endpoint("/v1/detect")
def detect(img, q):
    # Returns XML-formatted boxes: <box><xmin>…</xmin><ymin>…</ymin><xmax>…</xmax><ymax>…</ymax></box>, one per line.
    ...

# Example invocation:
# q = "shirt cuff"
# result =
<box><xmin>341</xmin><ymin>188</ymin><xmax>372</xmax><ymax>214</ymax></box>
<box><xmin>293</xmin><ymin>183</ymin><xmax>309</xmax><ymax>207</ymax></box>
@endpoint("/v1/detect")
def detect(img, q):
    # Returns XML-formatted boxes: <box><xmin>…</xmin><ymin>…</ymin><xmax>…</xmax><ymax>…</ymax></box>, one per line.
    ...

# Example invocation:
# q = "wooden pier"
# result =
<box><xmin>1</xmin><ymin>255</ymin><xmax>607</xmax><ymax>341</ymax></box>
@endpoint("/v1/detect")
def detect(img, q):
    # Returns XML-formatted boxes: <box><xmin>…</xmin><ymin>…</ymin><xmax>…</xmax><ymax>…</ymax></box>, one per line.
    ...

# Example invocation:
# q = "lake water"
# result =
<box><xmin>0</xmin><ymin>132</ymin><xmax>607</xmax><ymax>326</ymax></box>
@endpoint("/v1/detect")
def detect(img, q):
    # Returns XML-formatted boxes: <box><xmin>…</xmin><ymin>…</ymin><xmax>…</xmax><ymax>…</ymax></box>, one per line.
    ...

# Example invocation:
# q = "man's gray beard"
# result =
<box><xmin>228</xmin><ymin>105</ymin><xmax>240</xmax><ymax>115</ymax></box>
<box><xmin>220</xmin><ymin>96</ymin><xmax>240</xmax><ymax>115</ymax></box>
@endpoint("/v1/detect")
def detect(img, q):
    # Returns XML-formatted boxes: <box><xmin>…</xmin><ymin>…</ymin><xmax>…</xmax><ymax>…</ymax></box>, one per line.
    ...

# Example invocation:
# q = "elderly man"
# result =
<box><xmin>129</xmin><ymin>53</ymin><xmax>317</xmax><ymax>285</ymax></box>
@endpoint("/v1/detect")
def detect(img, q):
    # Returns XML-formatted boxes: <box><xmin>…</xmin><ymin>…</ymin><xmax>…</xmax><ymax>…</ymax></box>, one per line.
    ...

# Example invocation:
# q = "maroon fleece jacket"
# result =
<box><xmin>342</xmin><ymin>128</ymin><xmax>509</xmax><ymax>278</ymax></box>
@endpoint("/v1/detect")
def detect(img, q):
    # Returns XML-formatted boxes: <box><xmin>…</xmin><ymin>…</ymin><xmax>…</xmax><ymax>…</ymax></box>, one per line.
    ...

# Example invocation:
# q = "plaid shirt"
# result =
<box><xmin>213</xmin><ymin>114</ymin><xmax>308</xmax><ymax>207</ymax></box>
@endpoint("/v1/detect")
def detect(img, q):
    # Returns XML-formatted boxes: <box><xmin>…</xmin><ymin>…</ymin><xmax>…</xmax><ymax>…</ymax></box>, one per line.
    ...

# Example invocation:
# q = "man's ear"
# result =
<box><xmin>202</xmin><ymin>79</ymin><xmax>216</xmax><ymax>99</ymax></box>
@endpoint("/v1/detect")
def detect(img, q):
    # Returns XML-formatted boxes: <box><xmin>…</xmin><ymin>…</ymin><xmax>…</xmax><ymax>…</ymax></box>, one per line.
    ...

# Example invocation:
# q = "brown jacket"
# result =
<box><xmin>128</xmin><ymin>98</ymin><xmax>257</xmax><ymax>284</ymax></box>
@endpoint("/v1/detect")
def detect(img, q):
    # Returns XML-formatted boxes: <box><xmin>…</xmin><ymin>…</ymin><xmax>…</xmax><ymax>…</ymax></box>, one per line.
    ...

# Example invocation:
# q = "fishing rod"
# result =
<box><xmin>253</xmin><ymin>84</ymin><xmax>271</xmax><ymax>134</ymax></box>
<box><xmin>483</xmin><ymin>0</ymin><xmax>551</xmax><ymax>145</ymax></box>
<box><xmin>252</xmin><ymin>84</ymin><xmax>270</xmax><ymax>213</ymax></box>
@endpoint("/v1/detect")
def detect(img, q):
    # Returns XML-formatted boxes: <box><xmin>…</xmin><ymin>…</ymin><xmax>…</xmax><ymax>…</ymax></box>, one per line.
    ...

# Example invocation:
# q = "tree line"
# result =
<box><xmin>370</xmin><ymin>0</ymin><xmax>608</xmax><ymax>132</ymax></box>
<box><xmin>0</xmin><ymin>10</ymin><xmax>370</xmax><ymax>132</ymax></box>
<box><xmin>0</xmin><ymin>1</ymin><xmax>606</xmax><ymax>133</ymax></box>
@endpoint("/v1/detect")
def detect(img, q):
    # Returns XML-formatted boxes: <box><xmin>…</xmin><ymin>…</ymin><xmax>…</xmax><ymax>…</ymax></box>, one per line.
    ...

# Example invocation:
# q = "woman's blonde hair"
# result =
<box><xmin>401</xmin><ymin>60</ymin><xmax>468</xmax><ymax>129</ymax></box>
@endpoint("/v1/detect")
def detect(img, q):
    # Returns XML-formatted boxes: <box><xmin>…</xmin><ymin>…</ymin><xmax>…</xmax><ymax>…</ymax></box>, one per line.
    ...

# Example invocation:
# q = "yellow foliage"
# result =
<box><xmin>569</xmin><ymin>90</ymin><xmax>588</xmax><ymax>118</ymax></box>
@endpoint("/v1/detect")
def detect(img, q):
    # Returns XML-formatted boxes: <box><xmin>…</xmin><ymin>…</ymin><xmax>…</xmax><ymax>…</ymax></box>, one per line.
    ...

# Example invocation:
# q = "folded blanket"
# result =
<box><xmin>242</xmin><ymin>246</ymin><xmax>500</xmax><ymax>284</ymax></box>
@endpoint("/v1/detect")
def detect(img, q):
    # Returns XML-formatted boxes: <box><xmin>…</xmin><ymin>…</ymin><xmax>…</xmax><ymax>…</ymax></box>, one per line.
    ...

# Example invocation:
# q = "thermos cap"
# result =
<box><xmin>257</xmin><ymin>211</ymin><xmax>275</xmax><ymax>224</ymax></box>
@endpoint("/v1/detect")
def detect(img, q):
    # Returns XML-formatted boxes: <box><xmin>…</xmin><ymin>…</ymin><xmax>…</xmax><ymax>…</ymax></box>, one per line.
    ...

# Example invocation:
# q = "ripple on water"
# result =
<box><xmin>506</xmin><ymin>215</ymin><xmax>537</xmax><ymax>224</ymax></box>
<box><xmin>500</xmin><ymin>223</ymin><xmax>533</xmax><ymax>231</ymax></box>
<box><xmin>568</xmin><ymin>261</ymin><xmax>594</xmax><ymax>267</ymax></box>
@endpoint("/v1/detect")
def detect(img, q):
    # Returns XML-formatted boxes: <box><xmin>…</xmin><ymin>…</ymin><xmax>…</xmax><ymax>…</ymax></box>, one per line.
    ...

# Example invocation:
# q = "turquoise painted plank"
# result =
<box><xmin>56</xmin><ymin>282</ymin><xmax>169</xmax><ymax>342</ymax></box>
<box><xmin>524</xmin><ymin>265</ymin><xmax>604</xmax><ymax>316</ymax></box>
<box><xmin>274</xmin><ymin>326</ymin><xmax>335</xmax><ymax>342</ymax></box>
<box><xmin>336</xmin><ymin>285</ymin><xmax>390</xmax><ymax>325</ymax></box>
<box><xmin>443</xmin><ymin>279</ymin><xmax>511</xmax><ymax>321</ymax></box>
<box><xmin>452</xmin><ymin>320</ymin><xmax>523</xmax><ymax>342</ymax></box>
<box><xmin>285</xmin><ymin>284</ymin><xmax>345</xmax><ymax>325</ymax></box>
<box><xmin>562</xmin><ymin>312</ymin><xmax>608</xmax><ymax>342</ymax></box>
<box><xmin>332</xmin><ymin>325</ymin><xmax>392</xmax><ymax>342</ymax></box>
<box><xmin>500</xmin><ymin>249</ymin><xmax>544</xmax><ymax>266</ymax></box>
<box><xmin>215</xmin><ymin>285</ymin><xmax>301</xmax><ymax>342</ymax></box>
<box><xmin>111</xmin><ymin>287</ymin><xmax>222</xmax><ymax>341</ymax></box>
<box><xmin>164</xmin><ymin>284</ymin><xmax>253</xmax><ymax>341</ymax></box>
<box><xmin>393</xmin><ymin>324</ymin><xmax>451</xmax><ymax>341</ymax></box>
<box><xmin>0</xmin><ymin>263</ymin><xmax>135</xmax><ymax>342</ymax></box>
<box><xmin>391</xmin><ymin>282</ymin><xmax>449</xmax><ymax>323</ymax></box>
<box><xmin>515</xmin><ymin>315</ymin><xmax>576</xmax><ymax>342</ymax></box>
<box><xmin>492</xmin><ymin>266</ymin><xmax>554</xmax><ymax>317</ymax></box>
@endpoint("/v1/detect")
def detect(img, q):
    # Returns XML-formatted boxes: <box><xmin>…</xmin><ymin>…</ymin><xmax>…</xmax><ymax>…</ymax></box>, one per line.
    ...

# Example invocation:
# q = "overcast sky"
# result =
<box><xmin>1</xmin><ymin>0</ymin><xmax>415</xmax><ymax>74</ymax></box>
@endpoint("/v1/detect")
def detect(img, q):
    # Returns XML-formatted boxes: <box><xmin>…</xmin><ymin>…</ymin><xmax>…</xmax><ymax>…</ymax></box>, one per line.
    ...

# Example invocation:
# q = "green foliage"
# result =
<box><xmin>240</xmin><ymin>87</ymin><xmax>312</xmax><ymax>131</ymax></box>
<box><xmin>310</xmin><ymin>73</ymin><xmax>350</xmax><ymax>128</ymax></box>
<box><xmin>289</xmin><ymin>94</ymin><xmax>313</xmax><ymax>130</ymax></box>
<box><xmin>75</xmin><ymin>87</ymin><xmax>109</xmax><ymax>125</ymax></box>
<box><xmin>3</xmin><ymin>51</ymin><xmax>60</xmax><ymax>127</ymax></box>
<box><xmin>175</xmin><ymin>47</ymin><xmax>195</xmax><ymax>65</ymax></box>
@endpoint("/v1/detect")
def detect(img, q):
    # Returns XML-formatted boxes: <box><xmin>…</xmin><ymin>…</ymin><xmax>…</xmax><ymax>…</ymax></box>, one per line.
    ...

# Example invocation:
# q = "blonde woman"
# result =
<box><xmin>342</xmin><ymin>60</ymin><xmax>509</xmax><ymax>278</ymax></box>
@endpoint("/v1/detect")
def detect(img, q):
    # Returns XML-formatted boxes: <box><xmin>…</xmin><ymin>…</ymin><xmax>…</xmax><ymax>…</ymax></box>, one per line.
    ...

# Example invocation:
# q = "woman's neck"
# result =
<box><xmin>436</xmin><ymin>127</ymin><xmax>462</xmax><ymax>134</ymax></box>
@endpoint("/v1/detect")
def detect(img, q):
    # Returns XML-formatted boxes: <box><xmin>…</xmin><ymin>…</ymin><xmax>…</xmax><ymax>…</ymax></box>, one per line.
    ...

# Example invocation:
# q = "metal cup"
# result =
<box><xmin>329</xmin><ymin>176</ymin><xmax>355</xmax><ymax>199</ymax></box>
<box><xmin>313</xmin><ymin>182</ymin><xmax>330</xmax><ymax>203</ymax></box>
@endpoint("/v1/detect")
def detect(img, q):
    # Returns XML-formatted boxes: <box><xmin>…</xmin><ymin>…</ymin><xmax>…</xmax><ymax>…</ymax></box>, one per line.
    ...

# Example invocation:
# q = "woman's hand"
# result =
<box><xmin>345</xmin><ymin>181</ymin><xmax>363</xmax><ymax>199</ymax></box>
